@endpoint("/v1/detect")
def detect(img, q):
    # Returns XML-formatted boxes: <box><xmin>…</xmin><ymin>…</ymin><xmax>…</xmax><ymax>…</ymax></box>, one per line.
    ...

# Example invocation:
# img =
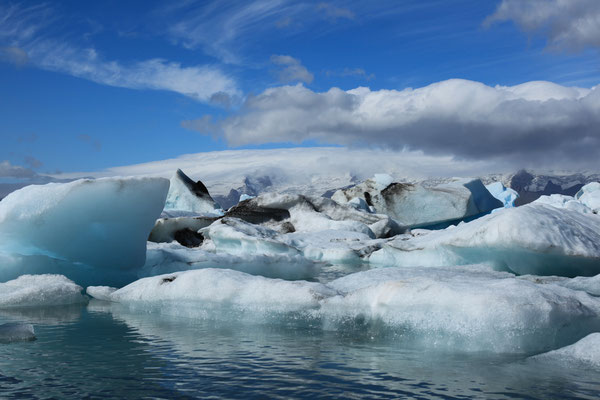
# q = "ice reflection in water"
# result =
<box><xmin>0</xmin><ymin>302</ymin><xmax>599</xmax><ymax>399</ymax></box>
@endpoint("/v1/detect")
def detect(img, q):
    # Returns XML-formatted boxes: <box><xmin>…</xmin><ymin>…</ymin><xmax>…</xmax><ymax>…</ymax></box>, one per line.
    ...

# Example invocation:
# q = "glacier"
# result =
<box><xmin>0</xmin><ymin>177</ymin><xmax>169</xmax><ymax>285</ymax></box>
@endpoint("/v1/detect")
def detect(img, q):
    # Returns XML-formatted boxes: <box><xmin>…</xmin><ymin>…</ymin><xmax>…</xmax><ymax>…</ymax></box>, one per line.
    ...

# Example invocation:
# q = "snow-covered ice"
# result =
<box><xmin>332</xmin><ymin>177</ymin><xmax>502</xmax><ymax>228</ymax></box>
<box><xmin>0</xmin><ymin>275</ymin><xmax>86</xmax><ymax>308</ymax></box>
<box><xmin>576</xmin><ymin>182</ymin><xmax>600</xmax><ymax>213</ymax></box>
<box><xmin>533</xmin><ymin>194</ymin><xmax>593</xmax><ymax>213</ymax></box>
<box><xmin>369</xmin><ymin>203</ymin><xmax>600</xmax><ymax>277</ymax></box>
<box><xmin>0</xmin><ymin>177</ymin><xmax>169</xmax><ymax>284</ymax></box>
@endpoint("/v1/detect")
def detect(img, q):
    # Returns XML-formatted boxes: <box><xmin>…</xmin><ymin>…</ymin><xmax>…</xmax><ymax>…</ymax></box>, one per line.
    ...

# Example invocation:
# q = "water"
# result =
<box><xmin>1</xmin><ymin>302</ymin><xmax>599</xmax><ymax>399</ymax></box>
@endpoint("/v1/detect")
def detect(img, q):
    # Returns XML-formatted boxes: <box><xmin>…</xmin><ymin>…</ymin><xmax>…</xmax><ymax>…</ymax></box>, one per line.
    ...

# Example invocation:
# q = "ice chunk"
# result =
<box><xmin>86</xmin><ymin>286</ymin><xmax>117</xmax><ymax>301</ymax></box>
<box><xmin>0</xmin><ymin>177</ymin><xmax>169</xmax><ymax>284</ymax></box>
<box><xmin>575</xmin><ymin>182</ymin><xmax>600</xmax><ymax>213</ymax></box>
<box><xmin>485</xmin><ymin>181</ymin><xmax>518</xmax><ymax>208</ymax></box>
<box><xmin>0</xmin><ymin>323</ymin><xmax>35</xmax><ymax>343</ymax></box>
<box><xmin>533</xmin><ymin>194</ymin><xmax>592</xmax><ymax>214</ymax></box>
<box><xmin>88</xmin><ymin>268</ymin><xmax>336</xmax><ymax>315</ymax></box>
<box><xmin>373</xmin><ymin>173</ymin><xmax>394</xmax><ymax>190</ymax></box>
<box><xmin>532</xmin><ymin>333</ymin><xmax>600</xmax><ymax>368</ymax></box>
<box><xmin>164</xmin><ymin>169</ymin><xmax>223</xmax><ymax>215</ymax></box>
<box><xmin>332</xmin><ymin>178</ymin><xmax>502</xmax><ymax>228</ymax></box>
<box><xmin>141</xmin><ymin>241</ymin><xmax>320</xmax><ymax>280</ymax></box>
<box><xmin>0</xmin><ymin>274</ymin><xmax>86</xmax><ymax>307</ymax></box>
<box><xmin>323</xmin><ymin>266</ymin><xmax>600</xmax><ymax>353</ymax></box>
<box><xmin>239</xmin><ymin>194</ymin><xmax>255</xmax><ymax>202</ymax></box>
<box><xmin>369</xmin><ymin>203</ymin><xmax>600</xmax><ymax>277</ymax></box>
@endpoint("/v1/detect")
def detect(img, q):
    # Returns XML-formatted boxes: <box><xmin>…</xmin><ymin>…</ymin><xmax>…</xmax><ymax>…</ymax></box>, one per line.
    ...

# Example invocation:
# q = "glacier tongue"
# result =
<box><xmin>0</xmin><ymin>177</ymin><xmax>169</xmax><ymax>285</ymax></box>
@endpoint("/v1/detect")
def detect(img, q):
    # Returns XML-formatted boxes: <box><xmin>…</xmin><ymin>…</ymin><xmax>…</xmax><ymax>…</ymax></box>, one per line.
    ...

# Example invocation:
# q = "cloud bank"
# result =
<box><xmin>184</xmin><ymin>79</ymin><xmax>600</xmax><ymax>169</ymax></box>
<box><xmin>486</xmin><ymin>0</ymin><xmax>600</xmax><ymax>51</ymax></box>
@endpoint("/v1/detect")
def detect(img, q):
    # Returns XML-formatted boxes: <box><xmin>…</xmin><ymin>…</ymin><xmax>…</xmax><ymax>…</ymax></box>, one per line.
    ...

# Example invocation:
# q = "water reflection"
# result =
<box><xmin>0</xmin><ymin>302</ymin><xmax>599</xmax><ymax>399</ymax></box>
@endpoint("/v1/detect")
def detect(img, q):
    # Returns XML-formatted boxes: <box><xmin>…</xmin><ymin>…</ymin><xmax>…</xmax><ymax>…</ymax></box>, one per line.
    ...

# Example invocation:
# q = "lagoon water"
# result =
<box><xmin>1</xmin><ymin>302</ymin><xmax>599</xmax><ymax>399</ymax></box>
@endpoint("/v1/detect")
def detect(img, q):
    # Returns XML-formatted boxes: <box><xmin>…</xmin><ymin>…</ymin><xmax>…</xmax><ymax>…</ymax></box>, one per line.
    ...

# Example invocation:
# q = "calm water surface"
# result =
<box><xmin>1</xmin><ymin>302</ymin><xmax>599</xmax><ymax>399</ymax></box>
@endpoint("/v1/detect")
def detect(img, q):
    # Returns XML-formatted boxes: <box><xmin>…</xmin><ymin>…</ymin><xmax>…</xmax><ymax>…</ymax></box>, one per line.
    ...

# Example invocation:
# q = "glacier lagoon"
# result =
<box><xmin>1</xmin><ymin>172</ymin><xmax>600</xmax><ymax>398</ymax></box>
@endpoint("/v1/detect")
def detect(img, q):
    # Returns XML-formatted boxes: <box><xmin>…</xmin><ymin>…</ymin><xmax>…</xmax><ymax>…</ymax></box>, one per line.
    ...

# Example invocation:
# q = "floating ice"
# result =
<box><xmin>0</xmin><ymin>323</ymin><xmax>35</xmax><ymax>343</ymax></box>
<box><xmin>332</xmin><ymin>178</ymin><xmax>501</xmax><ymax>228</ymax></box>
<box><xmin>0</xmin><ymin>274</ymin><xmax>86</xmax><ymax>308</ymax></box>
<box><xmin>148</xmin><ymin>216</ymin><xmax>216</xmax><ymax>245</ymax></box>
<box><xmin>88</xmin><ymin>265</ymin><xmax>600</xmax><ymax>353</ymax></box>
<box><xmin>369</xmin><ymin>203</ymin><xmax>600</xmax><ymax>277</ymax></box>
<box><xmin>576</xmin><ymin>182</ymin><xmax>600</xmax><ymax>213</ymax></box>
<box><xmin>0</xmin><ymin>177</ymin><xmax>169</xmax><ymax>284</ymax></box>
<box><xmin>164</xmin><ymin>169</ymin><xmax>223</xmax><ymax>215</ymax></box>
<box><xmin>485</xmin><ymin>181</ymin><xmax>518</xmax><ymax>208</ymax></box>
<box><xmin>531</xmin><ymin>333</ymin><xmax>600</xmax><ymax>368</ymax></box>
<box><xmin>88</xmin><ymin>268</ymin><xmax>336</xmax><ymax>315</ymax></box>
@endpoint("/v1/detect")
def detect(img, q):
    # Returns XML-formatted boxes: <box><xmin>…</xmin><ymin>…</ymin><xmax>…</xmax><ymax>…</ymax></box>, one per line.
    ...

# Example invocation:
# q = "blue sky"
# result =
<box><xmin>1</xmin><ymin>0</ymin><xmax>600</xmax><ymax>177</ymax></box>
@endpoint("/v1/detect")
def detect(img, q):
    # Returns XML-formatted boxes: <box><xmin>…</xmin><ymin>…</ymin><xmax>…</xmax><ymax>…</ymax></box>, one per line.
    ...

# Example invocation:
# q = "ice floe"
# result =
<box><xmin>531</xmin><ymin>333</ymin><xmax>600</xmax><ymax>368</ymax></box>
<box><xmin>0</xmin><ymin>275</ymin><xmax>86</xmax><ymax>308</ymax></box>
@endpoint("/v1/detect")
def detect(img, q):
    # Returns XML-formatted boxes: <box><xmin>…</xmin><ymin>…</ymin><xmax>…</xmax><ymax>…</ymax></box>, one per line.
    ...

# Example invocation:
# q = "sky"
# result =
<box><xmin>1</xmin><ymin>0</ymin><xmax>600</xmax><ymax>182</ymax></box>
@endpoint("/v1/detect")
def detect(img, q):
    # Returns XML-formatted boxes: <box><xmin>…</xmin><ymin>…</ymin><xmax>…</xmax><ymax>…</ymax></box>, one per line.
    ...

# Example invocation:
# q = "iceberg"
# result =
<box><xmin>0</xmin><ymin>274</ymin><xmax>86</xmax><ymax>308</ymax></box>
<box><xmin>533</xmin><ymin>194</ymin><xmax>593</xmax><ymax>214</ymax></box>
<box><xmin>369</xmin><ymin>203</ymin><xmax>600</xmax><ymax>277</ymax></box>
<box><xmin>0</xmin><ymin>323</ymin><xmax>35</xmax><ymax>343</ymax></box>
<box><xmin>164</xmin><ymin>169</ymin><xmax>223</xmax><ymax>215</ymax></box>
<box><xmin>87</xmin><ymin>264</ymin><xmax>600</xmax><ymax>353</ymax></box>
<box><xmin>485</xmin><ymin>181</ymin><xmax>518</xmax><ymax>208</ymax></box>
<box><xmin>332</xmin><ymin>177</ymin><xmax>502</xmax><ymax>228</ymax></box>
<box><xmin>0</xmin><ymin>177</ymin><xmax>169</xmax><ymax>285</ymax></box>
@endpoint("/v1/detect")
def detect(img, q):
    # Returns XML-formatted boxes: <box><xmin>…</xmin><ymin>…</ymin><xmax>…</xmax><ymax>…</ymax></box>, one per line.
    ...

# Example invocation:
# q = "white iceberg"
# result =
<box><xmin>164</xmin><ymin>169</ymin><xmax>223</xmax><ymax>215</ymax></box>
<box><xmin>0</xmin><ymin>177</ymin><xmax>169</xmax><ymax>285</ymax></box>
<box><xmin>0</xmin><ymin>274</ymin><xmax>86</xmax><ymax>308</ymax></box>
<box><xmin>332</xmin><ymin>177</ymin><xmax>502</xmax><ymax>228</ymax></box>
<box><xmin>369</xmin><ymin>203</ymin><xmax>600</xmax><ymax>277</ymax></box>
<box><xmin>0</xmin><ymin>323</ymin><xmax>35</xmax><ymax>343</ymax></box>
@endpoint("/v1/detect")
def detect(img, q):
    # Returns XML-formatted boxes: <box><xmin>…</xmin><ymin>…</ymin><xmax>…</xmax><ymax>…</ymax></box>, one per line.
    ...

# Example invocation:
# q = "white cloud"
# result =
<box><xmin>270</xmin><ymin>55</ymin><xmax>314</xmax><ymax>84</ymax></box>
<box><xmin>316</xmin><ymin>3</ymin><xmax>355</xmax><ymax>21</ymax></box>
<box><xmin>0</xmin><ymin>3</ymin><xmax>239</xmax><ymax>103</ymax></box>
<box><xmin>485</xmin><ymin>0</ymin><xmax>600</xmax><ymax>51</ymax></box>
<box><xmin>0</xmin><ymin>161</ymin><xmax>37</xmax><ymax>179</ymax></box>
<box><xmin>184</xmin><ymin>79</ymin><xmax>600</xmax><ymax>169</ymax></box>
<box><xmin>0</xmin><ymin>46</ymin><xmax>29</xmax><ymax>66</ymax></box>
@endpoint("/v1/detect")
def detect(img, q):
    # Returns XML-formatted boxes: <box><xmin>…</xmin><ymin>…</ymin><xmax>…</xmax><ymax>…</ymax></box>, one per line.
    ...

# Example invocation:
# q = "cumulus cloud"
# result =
<box><xmin>184</xmin><ymin>79</ymin><xmax>600</xmax><ymax>169</ymax></box>
<box><xmin>485</xmin><ymin>0</ymin><xmax>600</xmax><ymax>51</ymax></box>
<box><xmin>270</xmin><ymin>55</ymin><xmax>314</xmax><ymax>84</ymax></box>
<box><xmin>0</xmin><ymin>3</ymin><xmax>239</xmax><ymax>103</ymax></box>
<box><xmin>0</xmin><ymin>160</ymin><xmax>37</xmax><ymax>179</ymax></box>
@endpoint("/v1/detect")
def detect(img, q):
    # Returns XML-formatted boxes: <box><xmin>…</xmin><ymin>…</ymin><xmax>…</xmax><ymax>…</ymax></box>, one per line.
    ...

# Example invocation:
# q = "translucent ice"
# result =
<box><xmin>485</xmin><ymin>181</ymin><xmax>518</xmax><ymax>208</ymax></box>
<box><xmin>0</xmin><ymin>177</ymin><xmax>169</xmax><ymax>284</ymax></box>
